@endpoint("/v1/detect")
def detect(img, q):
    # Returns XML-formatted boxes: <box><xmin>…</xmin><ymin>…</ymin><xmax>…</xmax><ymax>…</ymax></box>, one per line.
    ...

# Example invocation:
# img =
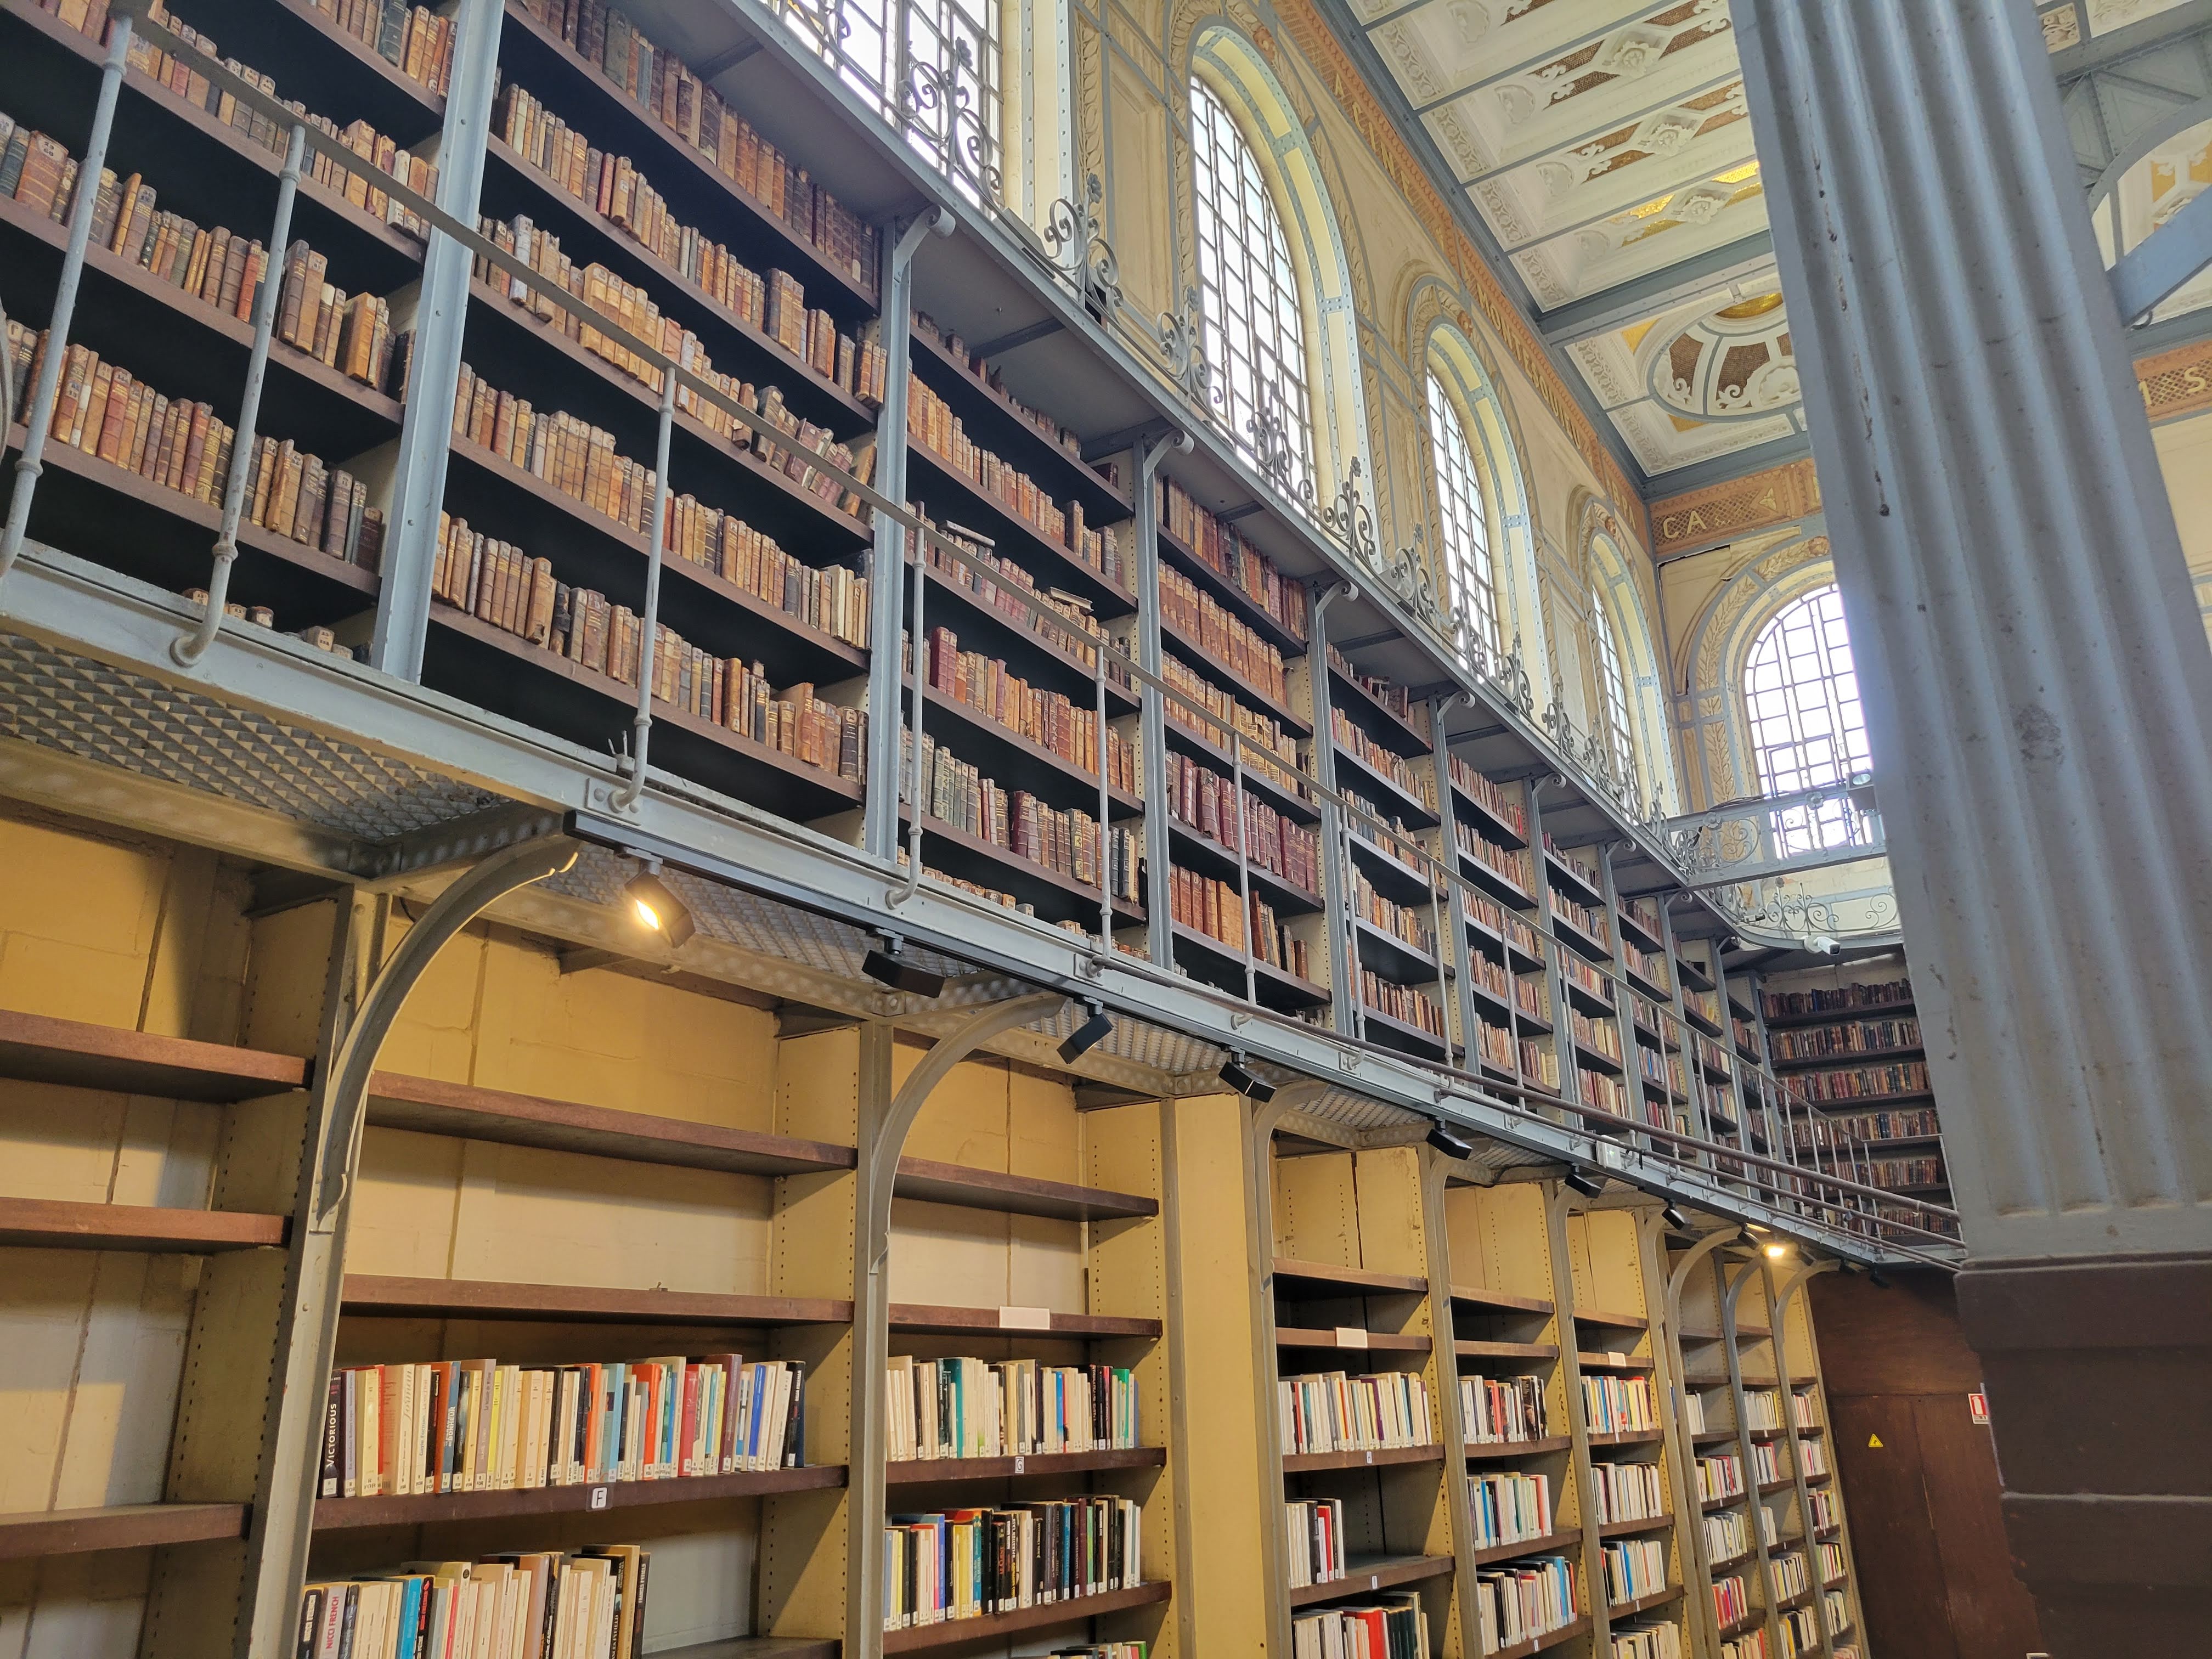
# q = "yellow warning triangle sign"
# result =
<box><xmin>1868</xmin><ymin>1434</ymin><xmax>1884</xmax><ymax>1448</ymax></box>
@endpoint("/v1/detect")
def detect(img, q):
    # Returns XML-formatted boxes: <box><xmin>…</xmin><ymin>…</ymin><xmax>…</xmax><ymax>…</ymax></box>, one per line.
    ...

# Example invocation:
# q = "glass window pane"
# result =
<box><xmin>1743</xmin><ymin>585</ymin><xmax>1875</xmax><ymax>854</ymax></box>
<box><xmin>1423</xmin><ymin>374</ymin><xmax>1499</xmax><ymax>658</ymax></box>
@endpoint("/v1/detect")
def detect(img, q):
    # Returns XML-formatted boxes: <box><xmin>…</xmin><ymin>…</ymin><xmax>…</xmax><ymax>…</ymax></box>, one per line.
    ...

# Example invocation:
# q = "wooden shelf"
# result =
<box><xmin>1576</xmin><ymin>1352</ymin><xmax>1654</xmax><ymax>1373</ymax></box>
<box><xmin>1719</xmin><ymin>1609</ymin><xmax>1764</xmax><ymax>1639</ymax></box>
<box><xmin>0</xmin><ymin>1502</ymin><xmax>248</xmax><ymax>1559</ymax></box>
<box><xmin>906</xmin><ymin>444</ymin><xmax>1135</xmax><ymax>621</ymax></box>
<box><xmin>1469</xmin><ymin>1528</ymin><xmax>1581</xmax><ymax>1567</ymax></box>
<box><xmin>314</xmin><ymin>1464</ymin><xmax>843</xmax><ymax>1530</ymax></box>
<box><xmin>1286</xmin><ymin>1553</ymin><xmax>1452</xmax><ymax>1608</ymax></box>
<box><xmin>1273</xmin><ymin>1258</ymin><xmax>1427</xmax><ymax>1296</ymax></box>
<box><xmin>1489</xmin><ymin>1615</ymin><xmax>1592</xmax><ymax>1659</ymax></box>
<box><xmin>1280</xmin><ymin>1444</ymin><xmax>1444</xmax><ymax>1474</ymax></box>
<box><xmin>919</xmin><ymin>684</ymin><xmax>1144</xmax><ymax>821</ymax></box>
<box><xmin>881</xmin><ymin>1579</ymin><xmax>1169</xmax><ymax>1650</ymax></box>
<box><xmin>341</xmin><ymin>1276</ymin><xmax>851</xmax><ymax>1326</ymax></box>
<box><xmin>1356</xmin><ymin>1003</ymin><xmax>1453</xmax><ymax>1063</ymax></box>
<box><xmin>1332</xmin><ymin>743</ymin><xmax>1439</xmax><ymax>831</ymax></box>
<box><xmin>1163</xmin><ymin>817</ymin><xmax>1324</xmax><ymax>917</ymax></box>
<box><xmin>1761</xmin><ymin>1000</ymin><xmax>1914</xmax><ymax>1029</ymax></box>
<box><xmin>0</xmin><ymin>1009</ymin><xmax>308</xmax><ymax>1100</ymax></box>
<box><xmin>1167</xmin><ymin>923</ymin><xmax>1332</xmax><ymax>1013</ymax></box>
<box><xmin>909</xmin><ymin>813</ymin><xmax>1144</xmax><ymax>932</ymax></box>
<box><xmin>907</xmin><ymin>326</ymin><xmax>1129</xmax><ymax>523</ymax></box>
<box><xmin>894</xmin><ymin>1158</ymin><xmax>1157</xmax><ymax>1222</ymax></box>
<box><xmin>1701</xmin><ymin>1494</ymin><xmax>1745</xmax><ymax>1513</ymax></box>
<box><xmin>656</xmin><ymin>1641</ymin><xmax>837</xmax><ymax>1659</ymax></box>
<box><xmin>885</xmin><ymin>1447</ymin><xmax>1164</xmax><ymax>1485</ymax></box>
<box><xmin>1274</xmin><ymin>1328</ymin><xmax>1432</xmax><ymax>1355</ymax></box>
<box><xmin>1597</xmin><ymin>1515</ymin><xmax>1674</xmax><ymax>1538</ymax></box>
<box><xmin>364</xmin><ymin>1071</ymin><xmax>856</xmax><ymax>1176</ymax></box>
<box><xmin>1328</xmin><ymin>664</ymin><xmax>1432</xmax><ymax>760</ymax></box>
<box><xmin>0</xmin><ymin>1198</ymin><xmax>285</xmax><ymax>1254</ymax></box>
<box><xmin>1572</xmin><ymin>1308</ymin><xmax>1649</xmax><ymax>1331</ymax></box>
<box><xmin>889</xmin><ymin>1305</ymin><xmax>1161</xmax><ymax>1340</ymax></box>
<box><xmin>1454</xmin><ymin>1340</ymin><xmax>1559</xmax><ymax>1363</ymax></box>
<box><xmin>1154</xmin><ymin>522</ymin><xmax>1307</xmax><ymax>661</ymax></box>
<box><xmin>1451</xmin><ymin>1285</ymin><xmax>1552</xmax><ymax>1316</ymax></box>
<box><xmin>1587</xmin><ymin>1431</ymin><xmax>1664</xmax><ymax>1450</ymax></box>
<box><xmin>183</xmin><ymin>0</ymin><xmax>445</xmax><ymax>143</ymax></box>
<box><xmin>1466</xmin><ymin>1437</ymin><xmax>1572</xmax><ymax>1462</ymax></box>
<box><xmin>1606</xmin><ymin>1583</ymin><xmax>1684</xmax><ymax>1619</ymax></box>
<box><xmin>1158</xmin><ymin>613</ymin><xmax>1310</xmax><ymax>738</ymax></box>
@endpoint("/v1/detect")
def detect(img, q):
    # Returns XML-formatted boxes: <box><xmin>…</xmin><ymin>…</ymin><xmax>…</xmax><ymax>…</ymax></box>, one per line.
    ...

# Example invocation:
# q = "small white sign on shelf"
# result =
<box><xmin>1334</xmin><ymin>1325</ymin><xmax>1369</xmax><ymax>1350</ymax></box>
<box><xmin>998</xmin><ymin>1306</ymin><xmax>1052</xmax><ymax>1330</ymax></box>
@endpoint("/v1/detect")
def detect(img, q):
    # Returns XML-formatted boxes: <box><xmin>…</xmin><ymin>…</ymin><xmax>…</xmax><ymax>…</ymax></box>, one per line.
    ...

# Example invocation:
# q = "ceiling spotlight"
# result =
<box><xmin>624</xmin><ymin>860</ymin><xmax>696</xmax><ymax>947</ymax></box>
<box><xmin>1564</xmin><ymin>1166</ymin><xmax>1606</xmax><ymax>1198</ymax></box>
<box><xmin>1764</xmin><ymin>1242</ymin><xmax>1790</xmax><ymax>1260</ymax></box>
<box><xmin>861</xmin><ymin>936</ymin><xmax>947</xmax><ymax>998</ymax></box>
<box><xmin>1058</xmin><ymin>1001</ymin><xmax>1115</xmax><ymax>1064</ymax></box>
<box><xmin>1426</xmin><ymin>1119</ymin><xmax>1475</xmax><ymax>1160</ymax></box>
<box><xmin>1218</xmin><ymin>1053</ymin><xmax>1276</xmax><ymax>1103</ymax></box>
<box><xmin>1867</xmin><ymin>1269</ymin><xmax>1892</xmax><ymax>1290</ymax></box>
<box><xmin>1662</xmin><ymin>1203</ymin><xmax>1691</xmax><ymax>1232</ymax></box>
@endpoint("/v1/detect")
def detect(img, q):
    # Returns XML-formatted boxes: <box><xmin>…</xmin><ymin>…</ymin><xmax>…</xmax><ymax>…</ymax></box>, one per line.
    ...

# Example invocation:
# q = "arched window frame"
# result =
<box><xmin>1423</xmin><ymin>371</ymin><xmax>1500</xmax><ymax>655</ymax></box>
<box><xmin>1742</xmin><ymin>582</ymin><xmax>1874</xmax><ymax>853</ymax></box>
<box><xmin>1185</xmin><ymin>28</ymin><xmax>1372</xmax><ymax>514</ymax></box>
<box><xmin>1588</xmin><ymin>587</ymin><xmax>1638</xmax><ymax>792</ymax></box>
<box><xmin>1581</xmin><ymin>506</ymin><xmax>1680</xmax><ymax>813</ymax></box>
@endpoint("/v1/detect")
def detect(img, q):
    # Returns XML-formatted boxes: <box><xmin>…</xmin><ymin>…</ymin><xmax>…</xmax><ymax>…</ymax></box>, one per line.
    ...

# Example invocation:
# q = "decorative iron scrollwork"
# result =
<box><xmin>1156</xmin><ymin>287</ymin><xmax>1214</xmax><ymax>409</ymax></box>
<box><xmin>1042</xmin><ymin>173</ymin><xmax>1125</xmax><ymax>323</ymax></box>
<box><xmin>903</xmin><ymin>47</ymin><xmax>1003</xmax><ymax>206</ymax></box>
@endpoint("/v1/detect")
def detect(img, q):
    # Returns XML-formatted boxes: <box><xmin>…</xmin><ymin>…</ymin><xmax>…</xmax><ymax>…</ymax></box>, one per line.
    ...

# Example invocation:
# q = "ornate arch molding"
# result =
<box><xmin>1416</xmin><ymin>301</ymin><xmax>1551</xmax><ymax>696</ymax></box>
<box><xmin>1676</xmin><ymin>533</ymin><xmax>1835</xmax><ymax>811</ymax></box>
<box><xmin>1173</xmin><ymin>14</ymin><xmax>1376</xmax><ymax>508</ymax></box>
<box><xmin>1576</xmin><ymin>491</ymin><xmax>1682</xmax><ymax>814</ymax></box>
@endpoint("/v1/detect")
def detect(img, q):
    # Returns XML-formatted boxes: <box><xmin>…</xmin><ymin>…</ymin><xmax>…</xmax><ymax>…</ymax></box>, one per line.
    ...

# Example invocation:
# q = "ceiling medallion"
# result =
<box><xmin>1645</xmin><ymin>292</ymin><xmax>1799</xmax><ymax>425</ymax></box>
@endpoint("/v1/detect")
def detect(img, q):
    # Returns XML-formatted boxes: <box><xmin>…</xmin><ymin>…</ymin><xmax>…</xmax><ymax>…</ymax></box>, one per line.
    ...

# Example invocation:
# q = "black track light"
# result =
<box><xmin>1426</xmin><ymin>1119</ymin><xmax>1475</xmax><ymax>1160</ymax></box>
<box><xmin>624</xmin><ymin>860</ymin><xmax>696</xmax><ymax>947</ymax></box>
<box><xmin>1564</xmin><ymin>1166</ymin><xmax>1606</xmax><ymax>1198</ymax></box>
<box><xmin>1867</xmin><ymin>1269</ymin><xmax>1892</xmax><ymax>1290</ymax></box>
<box><xmin>1662</xmin><ymin>1203</ymin><xmax>1691</xmax><ymax>1232</ymax></box>
<box><xmin>1217</xmin><ymin>1053</ymin><xmax>1276</xmax><ymax>1103</ymax></box>
<box><xmin>1058</xmin><ymin>1002</ymin><xmax>1115</xmax><ymax>1064</ymax></box>
<box><xmin>861</xmin><ymin>936</ymin><xmax>947</xmax><ymax>998</ymax></box>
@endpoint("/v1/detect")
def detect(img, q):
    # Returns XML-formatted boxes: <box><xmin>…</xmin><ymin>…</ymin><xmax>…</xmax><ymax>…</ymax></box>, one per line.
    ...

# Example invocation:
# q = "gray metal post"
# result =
<box><xmin>1430</xmin><ymin>698</ymin><xmax>1481</xmax><ymax>1070</ymax></box>
<box><xmin>1133</xmin><ymin>432</ymin><xmax>1186</xmax><ymax>967</ymax></box>
<box><xmin>0</xmin><ymin>14</ymin><xmax>131</xmax><ymax>587</ymax></box>
<box><xmin>1308</xmin><ymin>583</ymin><xmax>1356</xmax><ymax>1033</ymax></box>
<box><xmin>368</xmin><ymin>0</ymin><xmax>503</xmax><ymax>678</ymax></box>
<box><xmin>862</xmin><ymin>210</ymin><xmax>953</xmax><ymax>860</ymax></box>
<box><xmin>1525</xmin><ymin>781</ymin><xmax>1581</xmax><ymax>1116</ymax></box>
<box><xmin>1598</xmin><ymin>844</ymin><xmax>1647</xmax><ymax>1142</ymax></box>
<box><xmin>610</xmin><ymin>375</ymin><xmax>676</xmax><ymax>809</ymax></box>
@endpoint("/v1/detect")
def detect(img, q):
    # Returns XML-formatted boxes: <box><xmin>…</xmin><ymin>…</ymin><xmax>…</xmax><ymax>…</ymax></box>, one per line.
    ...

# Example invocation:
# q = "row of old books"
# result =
<box><xmin>1462</xmin><ymin>1374</ymin><xmax>1548</xmax><ymax>1448</ymax></box>
<box><xmin>1458</xmin><ymin>822</ymin><xmax>1533</xmax><ymax>895</ymax></box>
<box><xmin>65</xmin><ymin>0</ymin><xmax>444</xmax><ymax>239</ymax></box>
<box><xmin>1797</xmin><ymin>1104</ymin><xmax>1939</xmax><ymax>1146</ymax></box>
<box><xmin>882</xmin><ymin>1498</ymin><xmax>1143</xmax><ymax>1629</ymax></box>
<box><xmin>453</xmin><ymin>362</ymin><xmax>656</xmax><ymax>528</ymax></box>
<box><xmin>1621</xmin><ymin>939</ymin><xmax>1671</xmax><ymax>994</ymax></box>
<box><xmin>492</xmin><ymin>88</ymin><xmax>878</xmax><ymax>405</ymax></box>
<box><xmin>1768</xmin><ymin>1548</ymin><xmax>1809</xmax><ymax>1601</ymax></box>
<box><xmin>1171</xmin><ymin>867</ymin><xmax>1310</xmax><ymax>980</ymax></box>
<box><xmin>884</xmin><ymin>1357</ymin><xmax>1139</xmax><ymax>1463</ymax></box>
<box><xmin>1520</xmin><ymin>1039</ymin><xmax>1560</xmax><ymax>1090</ymax></box>
<box><xmin>658</xmin><ymin>492</ymin><xmax>871</xmax><ymax>650</ymax></box>
<box><xmin>1277</xmin><ymin>1369</ymin><xmax>1434</xmax><ymax>1457</ymax></box>
<box><xmin>1590</xmin><ymin>1460</ymin><xmax>1667</xmax><ymax>1525</ymax></box>
<box><xmin>1583</xmin><ymin>1374</ymin><xmax>1660</xmax><ymax>1437</ymax></box>
<box><xmin>290</xmin><ymin>0</ymin><xmax>458</xmax><ymax>97</ymax></box>
<box><xmin>1603</xmin><ymin>1537</ymin><xmax>1668</xmax><ymax>1605</ymax></box>
<box><xmin>1330</xmin><ymin>654</ymin><xmax>1430</xmax><ymax>743</ymax></box>
<box><xmin>1762</xmin><ymin>980</ymin><xmax>1911</xmax><ymax>1022</ymax></box>
<box><xmin>274</xmin><ymin>241</ymin><xmax>407</xmax><ymax>393</ymax></box>
<box><xmin>1863</xmin><ymin>1154</ymin><xmax>1944</xmax><ymax>1190</ymax></box>
<box><xmin>1685</xmin><ymin>986</ymin><xmax>1723</xmax><ymax>1029</ymax></box>
<box><xmin>297</xmin><ymin>1547</ymin><xmax>647</xmax><ymax>1659</ymax></box>
<box><xmin>1159</xmin><ymin>562</ymin><xmax>1290</xmax><ymax>709</ymax></box>
<box><xmin>1705</xmin><ymin>1508</ymin><xmax>1752</xmax><ymax>1565</ymax></box>
<box><xmin>432</xmin><ymin>512</ymin><xmax>866</xmax><ymax>784</ymax></box>
<box><xmin>1474</xmin><ymin>1019</ymin><xmax>1517</xmax><ymax>1074</ymax></box>
<box><xmin>1162</xmin><ymin>653</ymin><xmax>1304</xmax><ymax>789</ymax></box>
<box><xmin>1448</xmin><ymin>754</ymin><xmax>1527</xmax><ymax>837</ymax></box>
<box><xmin>1767</xmin><ymin>1017</ymin><xmax>1920</xmax><ymax>1062</ymax></box>
<box><xmin>919</xmin><ymin>624</ymin><xmax>1136</xmax><ymax>787</ymax></box>
<box><xmin>515</xmin><ymin>0</ymin><xmax>878</xmax><ymax>292</ymax></box>
<box><xmin>904</xmin><ymin>732</ymin><xmax>1138</xmax><ymax>901</ymax></box>
<box><xmin>1468</xmin><ymin>947</ymin><xmax>1518</xmax><ymax>1018</ymax></box>
<box><xmin>1808</xmin><ymin>1487</ymin><xmax>1839</xmax><ymax>1533</ymax></box>
<box><xmin>1792</xmin><ymin>1060</ymin><xmax>1930</xmax><ymax>1104</ymax></box>
<box><xmin>1465</xmin><ymin>888</ymin><xmax>1543</xmax><ymax>963</ymax></box>
<box><xmin>2</xmin><ymin>322</ymin><xmax>386</xmax><ymax>567</ymax></box>
<box><xmin>919</xmin><ymin>520</ymin><xmax>1121</xmax><ymax>679</ymax></box>
<box><xmin>1329</xmin><ymin>708</ymin><xmax>1437</xmax><ymax>812</ymax></box>
<box><xmin>1476</xmin><ymin>1556</ymin><xmax>1576</xmax><ymax>1657</ymax></box>
<box><xmin>1570</xmin><ymin>1011</ymin><xmax>1623</xmax><ymax>1065</ymax></box>
<box><xmin>1350</xmin><ymin>869</ymin><xmax>1437</xmax><ymax>962</ymax></box>
<box><xmin>1361</xmin><ymin>974</ymin><xmax>1445</xmax><ymax>1041</ymax></box>
<box><xmin>1562</xmin><ymin>954</ymin><xmax>1612</xmax><ymax>1010</ymax></box>
<box><xmin>1164</xmin><ymin>751</ymin><xmax>1320</xmax><ymax>895</ymax></box>
<box><xmin>1155</xmin><ymin>473</ymin><xmax>1308</xmax><ymax>643</ymax></box>
<box><xmin>1639</xmin><ymin>1049</ymin><xmax>1688</xmax><ymax>1098</ymax></box>
<box><xmin>1286</xmin><ymin>1497</ymin><xmax>1346</xmax><ymax>1588</ymax></box>
<box><xmin>1712</xmin><ymin>1572</ymin><xmax>1753</xmax><ymax>1637</ymax></box>
<box><xmin>1469</xmin><ymin>1471</ymin><xmax>1553</xmax><ymax>1549</ymax></box>
<box><xmin>1612</xmin><ymin>1619</ymin><xmax>1685</xmax><ymax>1659</ymax></box>
<box><xmin>319</xmin><ymin>1356</ymin><xmax>806</xmax><ymax>1499</ymax></box>
<box><xmin>912</xmin><ymin>311</ymin><xmax>1091</xmax><ymax>466</ymax></box>
<box><xmin>1291</xmin><ymin>1594</ymin><xmax>1431</xmax><ymax>1659</ymax></box>
<box><xmin>905</xmin><ymin>372</ymin><xmax>1119</xmax><ymax>584</ymax></box>
<box><xmin>1552</xmin><ymin>888</ymin><xmax>1611</xmax><ymax>950</ymax></box>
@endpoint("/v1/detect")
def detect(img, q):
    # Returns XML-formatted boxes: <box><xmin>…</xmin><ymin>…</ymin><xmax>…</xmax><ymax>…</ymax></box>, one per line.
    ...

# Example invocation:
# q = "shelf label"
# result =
<box><xmin>1334</xmin><ymin>1326</ymin><xmax>1368</xmax><ymax>1350</ymax></box>
<box><xmin>1968</xmin><ymin>1391</ymin><xmax>1990</xmax><ymax>1425</ymax></box>
<box><xmin>1013</xmin><ymin>1455</ymin><xmax>1026</xmax><ymax>1473</ymax></box>
<box><xmin>1609</xmin><ymin>1352</ymin><xmax>1629</xmax><ymax>1368</ymax></box>
<box><xmin>589</xmin><ymin>1487</ymin><xmax>608</xmax><ymax>1511</ymax></box>
<box><xmin>998</xmin><ymin>1305</ymin><xmax>1052</xmax><ymax>1330</ymax></box>
<box><xmin>1365</xmin><ymin>1449</ymin><xmax>1375</xmax><ymax>1465</ymax></box>
<box><xmin>1369</xmin><ymin>1574</ymin><xmax>1380</xmax><ymax>1589</ymax></box>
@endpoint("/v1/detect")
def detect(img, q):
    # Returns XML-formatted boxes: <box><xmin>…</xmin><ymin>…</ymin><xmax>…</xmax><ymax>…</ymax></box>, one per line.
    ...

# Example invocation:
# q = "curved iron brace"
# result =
<box><xmin>313</xmin><ymin>835</ymin><xmax>579</xmax><ymax>1230</ymax></box>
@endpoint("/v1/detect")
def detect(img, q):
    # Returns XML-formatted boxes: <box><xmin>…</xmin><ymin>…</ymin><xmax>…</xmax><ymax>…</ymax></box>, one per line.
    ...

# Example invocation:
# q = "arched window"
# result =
<box><xmin>1190</xmin><ymin>76</ymin><xmax>1316</xmax><ymax>500</ymax></box>
<box><xmin>1744</xmin><ymin>584</ymin><xmax>1873</xmax><ymax>852</ymax></box>
<box><xmin>1424</xmin><ymin>373</ymin><xmax>1499</xmax><ymax>654</ymax></box>
<box><xmin>1588</xmin><ymin>589</ymin><xmax>1637</xmax><ymax>792</ymax></box>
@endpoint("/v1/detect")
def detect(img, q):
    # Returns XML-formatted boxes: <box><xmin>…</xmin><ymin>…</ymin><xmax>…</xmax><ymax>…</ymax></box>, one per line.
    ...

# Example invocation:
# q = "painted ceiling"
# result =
<box><xmin>1346</xmin><ymin>0</ymin><xmax>2183</xmax><ymax>479</ymax></box>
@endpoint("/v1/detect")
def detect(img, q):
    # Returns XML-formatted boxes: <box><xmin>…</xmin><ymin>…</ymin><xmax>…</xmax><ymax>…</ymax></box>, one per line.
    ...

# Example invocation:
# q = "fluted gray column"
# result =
<box><xmin>1735</xmin><ymin>2</ymin><xmax>2212</xmax><ymax>1649</ymax></box>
